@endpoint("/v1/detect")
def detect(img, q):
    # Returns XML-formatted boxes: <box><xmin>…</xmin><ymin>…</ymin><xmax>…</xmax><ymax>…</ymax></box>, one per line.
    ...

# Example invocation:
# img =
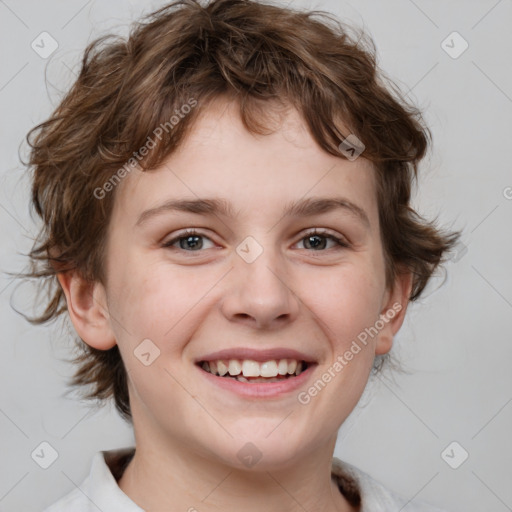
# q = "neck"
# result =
<box><xmin>117</xmin><ymin>438</ymin><xmax>355</xmax><ymax>512</ymax></box>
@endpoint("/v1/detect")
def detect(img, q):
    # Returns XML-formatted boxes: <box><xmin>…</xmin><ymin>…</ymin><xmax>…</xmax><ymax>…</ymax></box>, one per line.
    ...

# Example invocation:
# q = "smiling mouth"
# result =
<box><xmin>197</xmin><ymin>359</ymin><xmax>310</xmax><ymax>383</ymax></box>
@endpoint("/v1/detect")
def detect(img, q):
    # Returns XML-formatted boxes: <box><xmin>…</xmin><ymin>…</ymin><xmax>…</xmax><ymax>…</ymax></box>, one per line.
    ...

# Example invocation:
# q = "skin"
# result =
<box><xmin>58</xmin><ymin>96</ymin><xmax>412</xmax><ymax>512</ymax></box>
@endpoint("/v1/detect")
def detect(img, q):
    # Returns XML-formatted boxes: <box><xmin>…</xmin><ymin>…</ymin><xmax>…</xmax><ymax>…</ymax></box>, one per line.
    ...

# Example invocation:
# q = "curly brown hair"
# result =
<box><xmin>22</xmin><ymin>0</ymin><xmax>460</xmax><ymax>423</ymax></box>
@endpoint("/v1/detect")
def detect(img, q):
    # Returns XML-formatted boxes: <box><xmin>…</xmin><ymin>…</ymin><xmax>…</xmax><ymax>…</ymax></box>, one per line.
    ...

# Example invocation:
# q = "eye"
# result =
<box><xmin>296</xmin><ymin>229</ymin><xmax>350</xmax><ymax>251</ymax></box>
<box><xmin>162</xmin><ymin>228</ymin><xmax>350</xmax><ymax>253</ymax></box>
<box><xmin>162</xmin><ymin>229</ymin><xmax>215</xmax><ymax>251</ymax></box>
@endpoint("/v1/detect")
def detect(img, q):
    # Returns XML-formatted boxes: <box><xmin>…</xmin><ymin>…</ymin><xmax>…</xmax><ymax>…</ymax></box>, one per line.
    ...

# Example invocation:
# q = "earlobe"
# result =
<box><xmin>57</xmin><ymin>271</ymin><xmax>117</xmax><ymax>350</ymax></box>
<box><xmin>374</xmin><ymin>271</ymin><xmax>413</xmax><ymax>355</ymax></box>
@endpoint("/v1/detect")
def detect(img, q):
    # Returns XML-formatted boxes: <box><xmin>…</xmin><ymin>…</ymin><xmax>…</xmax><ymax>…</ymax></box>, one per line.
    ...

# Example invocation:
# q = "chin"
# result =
<box><xmin>213</xmin><ymin>429</ymin><xmax>312</xmax><ymax>473</ymax></box>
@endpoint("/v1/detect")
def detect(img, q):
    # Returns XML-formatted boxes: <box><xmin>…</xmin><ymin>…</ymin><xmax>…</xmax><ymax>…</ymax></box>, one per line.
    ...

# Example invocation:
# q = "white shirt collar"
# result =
<box><xmin>87</xmin><ymin>447</ymin><xmax>142</xmax><ymax>511</ymax></box>
<box><xmin>44</xmin><ymin>447</ymin><xmax>142</xmax><ymax>511</ymax></box>
<box><xmin>44</xmin><ymin>446</ymin><xmax>446</xmax><ymax>511</ymax></box>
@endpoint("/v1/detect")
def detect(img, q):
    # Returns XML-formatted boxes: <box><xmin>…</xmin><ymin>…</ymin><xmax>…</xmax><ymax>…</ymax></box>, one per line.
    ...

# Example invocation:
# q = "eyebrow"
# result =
<box><xmin>135</xmin><ymin>196</ymin><xmax>371</xmax><ymax>228</ymax></box>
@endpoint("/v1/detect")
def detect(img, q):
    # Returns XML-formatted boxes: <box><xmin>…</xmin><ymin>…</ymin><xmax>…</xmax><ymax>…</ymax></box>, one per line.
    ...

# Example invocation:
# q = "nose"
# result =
<box><xmin>220</xmin><ymin>240</ymin><xmax>301</xmax><ymax>330</ymax></box>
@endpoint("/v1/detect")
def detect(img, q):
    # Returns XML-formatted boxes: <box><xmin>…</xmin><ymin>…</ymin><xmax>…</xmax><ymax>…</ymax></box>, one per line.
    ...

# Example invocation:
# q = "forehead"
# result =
<box><xmin>112</xmin><ymin>97</ymin><xmax>378</xmax><ymax>228</ymax></box>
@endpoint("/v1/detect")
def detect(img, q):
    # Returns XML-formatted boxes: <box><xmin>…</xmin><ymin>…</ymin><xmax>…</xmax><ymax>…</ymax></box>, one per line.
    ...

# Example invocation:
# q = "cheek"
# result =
<box><xmin>305</xmin><ymin>264</ymin><xmax>384</xmax><ymax>349</ymax></box>
<box><xmin>106</xmin><ymin>265</ymin><xmax>203</xmax><ymax>414</ymax></box>
<box><xmin>106</xmin><ymin>256</ymin><xmax>217</xmax><ymax>352</ymax></box>
<box><xmin>305</xmin><ymin>267</ymin><xmax>383</xmax><ymax>416</ymax></box>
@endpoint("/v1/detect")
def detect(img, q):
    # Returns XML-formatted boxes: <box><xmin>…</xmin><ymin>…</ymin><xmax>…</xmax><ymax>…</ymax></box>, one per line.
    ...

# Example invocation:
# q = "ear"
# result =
<box><xmin>57</xmin><ymin>271</ymin><xmax>117</xmax><ymax>350</ymax></box>
<box><xmin>374</xmin><ymin>270</ymin><xmax>413</xmax><ymax>355</ymax></box>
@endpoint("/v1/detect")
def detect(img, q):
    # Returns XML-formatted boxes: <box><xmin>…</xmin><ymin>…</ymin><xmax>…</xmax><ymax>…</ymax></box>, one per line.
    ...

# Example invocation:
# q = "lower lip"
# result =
<box><xmin>196</xmin><ymin>363</ymin><xmax>317</xmax><ymax>398</ymax></box>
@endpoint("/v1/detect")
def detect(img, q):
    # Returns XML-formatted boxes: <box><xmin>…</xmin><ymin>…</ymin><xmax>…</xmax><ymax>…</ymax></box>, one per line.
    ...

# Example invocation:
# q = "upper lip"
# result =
<box><xmin>195</xmin><ymin>347</ymin><xmax>317</xmax><ymax>364</ymax></box>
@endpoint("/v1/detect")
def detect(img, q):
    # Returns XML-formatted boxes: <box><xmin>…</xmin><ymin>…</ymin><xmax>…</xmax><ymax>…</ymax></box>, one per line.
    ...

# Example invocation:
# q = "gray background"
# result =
<box><xmin>1</xmin><ymin>0</ymin><xmax>511</xmax><ymax>510</ymax></box>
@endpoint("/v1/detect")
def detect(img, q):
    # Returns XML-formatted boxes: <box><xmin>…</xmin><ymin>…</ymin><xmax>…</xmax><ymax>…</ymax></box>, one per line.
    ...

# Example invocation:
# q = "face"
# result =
<box><xmin>96</xmin><ymin>97</ymin><xmax>408</xmax><ymax>470</ymax></box>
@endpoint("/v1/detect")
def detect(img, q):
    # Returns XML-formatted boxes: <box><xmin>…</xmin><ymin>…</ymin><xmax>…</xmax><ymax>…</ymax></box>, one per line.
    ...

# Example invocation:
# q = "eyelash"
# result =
<box><xmin>162</xmin><ymin>228</ymin><xmax>350</xmax><ymax>252</ymax></box>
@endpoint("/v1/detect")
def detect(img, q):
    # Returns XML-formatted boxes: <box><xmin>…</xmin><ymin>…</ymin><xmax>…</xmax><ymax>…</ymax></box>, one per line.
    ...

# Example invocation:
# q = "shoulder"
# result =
<box><xmin>42</xmin><ymin>447</ymin><xmax>140</xmax><ymax>512</ymax></box>
<box><xmin>42</xmin><ymin>477</ymin><xmax>93</xmax><ymax>511</ymax></box>
<box><xmin>332</xmin><ymin>457</ymin><xmax>450</xmax><ymax>512</ymax></box>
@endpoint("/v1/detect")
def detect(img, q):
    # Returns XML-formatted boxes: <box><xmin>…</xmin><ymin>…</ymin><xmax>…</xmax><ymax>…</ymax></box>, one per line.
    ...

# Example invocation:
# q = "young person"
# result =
<box><xmin>24</xmin><ymin>0</ymin><xmax>460</xmax><ymax>510</ymax></box>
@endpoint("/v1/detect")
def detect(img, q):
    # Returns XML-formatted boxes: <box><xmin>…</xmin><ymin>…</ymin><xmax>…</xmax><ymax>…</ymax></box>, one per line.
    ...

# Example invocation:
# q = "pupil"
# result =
<box><xmin>181</xmin><ymin>235</ymin><xmax>201</xmax><ymax>250</ymax></box>
<box><xmin>307</xmin><ymin>235</ymin><xmax>325</xmax><ymax>250</ymax></box>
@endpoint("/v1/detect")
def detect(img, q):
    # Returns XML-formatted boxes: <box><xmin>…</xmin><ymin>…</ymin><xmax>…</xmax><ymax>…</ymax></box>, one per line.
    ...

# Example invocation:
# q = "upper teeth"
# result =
<box><xmin>201</xmin><ymin>359</ymin><xmax>305</xmax><ymax>378</ymax></box>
